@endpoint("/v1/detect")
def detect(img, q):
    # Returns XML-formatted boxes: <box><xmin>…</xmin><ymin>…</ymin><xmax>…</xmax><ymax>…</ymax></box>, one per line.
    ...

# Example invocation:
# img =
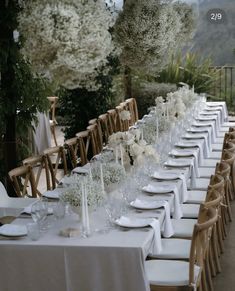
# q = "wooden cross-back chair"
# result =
<box><xmin>145</xmin><ymin>207</ymin><xmax>218</xmax><ymax>291</ymax></box>
<box><xmin>87</xmin><ymin>123</ymin><xmax>103</xmax><ymax>156</ymax></box>
<box><xmin>47</xmin><ymin>96</ymin><xmax>59</xmax><ymax>146</ymax></box>
<box><xmin>43</xmin><ymin>146</ymin><xmax>68</xmax><ymax>189</ymax></box>
<box><xmin>76</xmin><ymin>130</ymin><xmax>93</xmax><ymax>166</ymax></box>
<box><xmin>98</xmin><ymin>113</ymin><xmax>114</xmax><ymax>144</ymax></box>
<box><xmin>8</xmin><ymin>165</ymin><xmax>37</xmax><ymax>198</ymax></box>
<box><xmin>221</xmin><ymin>150</ymin><xmax>235</xmax><ymax>199</ymax></box>
<box><xmin>116</xmin><ymin>104</ymin><xmax>130</xmax><ymax>132</ymax></box>
<box><xmin>64</xmin><ymin>137</ymin><xmax>90</xmax><ymax>169</ymax></box>
<box><xmin>125</xmin><ymin>98</ymin><xmax>139</xmax><ymax>125</ymax></box>
<box><xmin>88</xmin><ymin>119</ymin><xmax>104</xmax><ymax>152</ymax></box>
<box><xmin>215</xmin><ymin>161</ymin><xmax>233</xmax><ymax>221</ymax></box>
<box><xmin>23</xmin><ymin>155</ymin><xmax>50</xmax><ymax>196</ymax></box>
<box><xmin>107</xmin><ymin>109</ymin><xmax>122</xmax><ymax>133</ymax></box>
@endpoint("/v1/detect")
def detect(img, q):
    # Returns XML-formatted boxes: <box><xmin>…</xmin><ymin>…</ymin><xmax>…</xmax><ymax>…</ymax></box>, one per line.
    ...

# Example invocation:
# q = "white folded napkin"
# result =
<box><xmin>152</xmin><ymin>170</ymin><xmax>188</xmax><ymax>203</ymax></box>
<box><xmin>149</xmin><ymin>218</ymin><xmax>162</xmax><ymax>255</ymax></box>
<box><xmin>142</xmin><ymin>183</ymin><xmax>182</xmax><ymax>219</ymax></box>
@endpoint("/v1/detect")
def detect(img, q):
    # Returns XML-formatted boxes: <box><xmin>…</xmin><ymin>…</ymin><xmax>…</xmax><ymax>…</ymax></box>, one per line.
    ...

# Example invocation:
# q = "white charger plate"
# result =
<box><xmin>0</xmin><ymin>224</ymin><xmax>27</xmax><ymax>237</ymax></box>
<box><xmin>115</xmin><ymin>216</ymin><xmax>151</xmax><ymax>228</ymax></box>
<box><xmin>42</xmin><ymin>188</ymin><xmax>66</xmax><ymax>199</ymax></box>
<box><xmin>142</xmin><ymin>184</ymin><xmax>174</xmax><ymax>194</ymax></box>
<box><xmin>169</xmin><ymin>149</ymin><xmax>194</xmax><ymax>157</ymax></box>
<box><xmin>130</xmin><ymin>199</ymin><xmax>165</xmax><ymax>210</ymax></box>
<box><xmin>164</xmin><ymin>159</ymin><xmax>191</xmax><ymax>167</ymax></box>
<box><xmin>152</xmin><ymin>172</ymin><xmax>179</xmax><ymax>180</ymax></box>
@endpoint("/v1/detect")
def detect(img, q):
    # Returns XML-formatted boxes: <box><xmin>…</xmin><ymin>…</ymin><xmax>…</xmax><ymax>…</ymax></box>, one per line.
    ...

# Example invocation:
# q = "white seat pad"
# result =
<box><xmin>150</xmin><ymin>238</ymin><xmax>191</xmax><ymax>259</ymax></box>
<box><xmin>208</xmin><ymin>151</ymin><xmax>222</xmax><ymax>159</ymax></box>
<box><xmin>145</xmin><ymin>260</ymin><xmax>201</xmax><ymax>286</ymax></box>
<box><xmin>200</xmin><ymin>159</ymin><xmax>218</xmax><ymax>168</ymax></box>
<box><xmin>171</xmin><ymin>219</ymin><xmax>197</xmax><ymax>238</ymax></box>
<box><xmin>198</xmin><ymin>167</ymin><xmax>215</xmax><ymax>178</ymax></box>
<box><xmin>212</xmin><ymin>143</ymin><xmax>223</xmax><ymax>151</ymax></box>
<box><xmin>181</xmin><ymin>204</ymin><xmax>200</xmax><ymax>218</ymax></box>
<box><xmin>214</xmin><ymin>137</ymin><xmax>224</xmax><ymax>144</ymax></box>
<box><xmin>189</xmin><ymin>178</ymin><xmax>210</xmax><ymax>191</ymax></box>
<box><xmin>186</xmin><ymin>190</ymin><xmax>207</xmax><ymax>204</ymax></box>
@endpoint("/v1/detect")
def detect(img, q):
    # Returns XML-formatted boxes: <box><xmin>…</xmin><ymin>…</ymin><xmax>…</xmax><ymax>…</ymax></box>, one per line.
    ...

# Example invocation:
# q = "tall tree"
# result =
<box><xmin>0</xmin><ymin>0</ymin><xmax>49</xmax><ymax>193</ymax></box>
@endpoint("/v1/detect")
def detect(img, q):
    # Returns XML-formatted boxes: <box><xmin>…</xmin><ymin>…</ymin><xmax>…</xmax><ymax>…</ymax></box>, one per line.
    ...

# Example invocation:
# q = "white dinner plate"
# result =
<box><xmin>115</xmin><ymin>216</ymin><xmax>151</xmax><ymax>228</ymax></box>
<box><xmin>164</xmin><ymin>159</ymin><xmax>191</xmax><ymax>167</ymax></box>
<box><xmin>0</xmin><ymin>224</ymin><xmax>27</xmax><ymax>237</ymax></box>
<box><xmin>43</xmin><ymin>189</ymin><xmax>65</xmax><ymax>199</ymax></box>
<box><xmin>142</xmin><ymin>184</ymin><xmax>174</xmax><ymax>194</ymax></box>
<box><xmin>152</xmin><ymin>172</ymin><xmax>179</xmax><ymax>180</ymax></box>
<box><xmin>182</xmin><ymin>133</ymin><xmax>205</xmax><ymax>139</ymax></box>
<box><xmin>169</xmin><ymin>149</ymin><xmax>194</xmax><ymax>157</ymax></box>
<box><xmin>175</xmin><ymin>142</ymin><xmax>199</xmax><ymax>148</ymax></box>
<box><xmin>130</xmin><ymin>199</ymin><xmax>165</xmax><ymax>210</ymax></box>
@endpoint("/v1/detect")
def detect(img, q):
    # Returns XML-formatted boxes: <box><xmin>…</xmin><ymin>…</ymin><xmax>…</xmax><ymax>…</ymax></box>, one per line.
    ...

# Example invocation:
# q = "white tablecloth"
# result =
<box><xmin>0</xmin><ymin>204</ymin><xmax>169</xmax><ymax>291</ymax></box>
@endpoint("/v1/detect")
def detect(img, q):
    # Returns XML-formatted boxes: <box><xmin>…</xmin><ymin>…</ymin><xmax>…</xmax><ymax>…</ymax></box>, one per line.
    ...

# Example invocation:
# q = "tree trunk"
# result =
<box><xmin>124</xmin><ymin>66</ymin><xmax>132</xmax><ymax>99</ymax></box>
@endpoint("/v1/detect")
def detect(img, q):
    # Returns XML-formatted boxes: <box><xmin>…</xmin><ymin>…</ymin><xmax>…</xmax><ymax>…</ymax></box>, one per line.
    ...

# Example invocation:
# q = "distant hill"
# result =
<box><xmin>188</xmin><ymin>0</ymin><xmax>235</xmax><ymax>65</ymax></box>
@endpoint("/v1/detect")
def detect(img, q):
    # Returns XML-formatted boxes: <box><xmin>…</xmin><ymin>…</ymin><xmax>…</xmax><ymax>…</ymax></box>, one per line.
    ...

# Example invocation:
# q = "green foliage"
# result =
<box><xmin>59</xmin><ymin>55</ymin><xmax>121</xmax><ymax>139</ymax></box>
<box><xmin>156</xmin><ymin>52</ymin><xmax>219</xmax><ymax>94</ymax></box>
<box><xmin>132</xmin><ymin>80</ymin><xmax>177</xmax><ymax>118</ymax></box>
<box><xmin>0</xmin><ymin>0</ymin><xmax>51</xmax><ymax>183</ymax></box>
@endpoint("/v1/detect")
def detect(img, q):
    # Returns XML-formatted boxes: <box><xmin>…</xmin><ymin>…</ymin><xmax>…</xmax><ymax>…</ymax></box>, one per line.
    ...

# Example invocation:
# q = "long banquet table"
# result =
<box><xmin>0</xmin><ymin>100</ymin><xmax>232</xmax><ymax>291</ymax></box>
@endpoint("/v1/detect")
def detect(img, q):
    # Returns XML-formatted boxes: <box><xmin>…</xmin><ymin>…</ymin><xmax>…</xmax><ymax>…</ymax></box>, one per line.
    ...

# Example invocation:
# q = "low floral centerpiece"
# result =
<box><xmin>59</xmin><ymin>179</ymin><xmax>105</xmax><ymax>214</ymax></box>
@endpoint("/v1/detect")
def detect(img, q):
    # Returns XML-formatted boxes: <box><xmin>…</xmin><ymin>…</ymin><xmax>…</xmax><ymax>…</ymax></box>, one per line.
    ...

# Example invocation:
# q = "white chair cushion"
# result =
<box><xmin>221</xmin><ymin>122</ymin><xmax>235</xmax><ymax>127</ymax></box>
<box><xmin>181</xmin><ymin>204</ymin><xmax>200</xmax><ymax>218</ymax></box>
<box><xmin>214</xmin><ymin>137</ymin><xmax>224</xmax><ymax>144</ymax></box>
<box><xmin>200</xmin><ymin>159</ymin><xmax>218</xmax><ymax>168</ymax></box>
<box><xmin>171</xmin><ymin>218</ymin><xmax>197</xmax><ymax>238</ymax></box>
<box><xmin>212</xmin><ymin>143</ymin><xmax>223</xmax><ymax>151</ymax></box>
<box><xmin>216</xmin><ymin>132</ymin><xmax>225</xmax><ymax>138</ymax></box>
<box><xmin>145</xmin><ymin>260</ymin><xmax>201</xmax><ymax>286</ymax></box>
<box><xmin>189</xmin><ymin>178</ymin><xmax>210</xmax><ymax>191</ymax></box>
<box><xmin>150</xmin><ymin>238</ymin><xmax>191</xmax><ymax>259</ymax></box>
<box><xmin>198</xmin><ymin>167</ymin><xmax>215</xmax><ymax>178</ymax></box>
<box><xmin>209</xmin><ymin>151</ymin><xmax>222</xmax><ymax>159</ymax></box>
<box><xmin>185</xmin><ymin>190</ymin><xmax>207</xmax><ymax>204</ymax></box>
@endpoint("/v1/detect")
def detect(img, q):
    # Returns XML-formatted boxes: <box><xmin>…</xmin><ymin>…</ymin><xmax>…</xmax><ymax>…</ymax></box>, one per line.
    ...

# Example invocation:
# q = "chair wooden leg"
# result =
<box><xmin>205</xmin><ymin>256</ymin><xmax>214</xmax><ymax>291</ymax></box>
<box><xmin>201</xmin><ymin>270</ymin><xmax>209</xmax><ymax>291</ymax></box>
<box><xmin>51</xmin><ymin>125</ymin><xmax>58</xmax><ymax>146</ymax></box>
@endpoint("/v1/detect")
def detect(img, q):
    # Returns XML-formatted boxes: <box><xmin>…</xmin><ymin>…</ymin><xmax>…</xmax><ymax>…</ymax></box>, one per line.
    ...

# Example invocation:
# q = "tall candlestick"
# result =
<box><xmin>100</xmin><ymin>163</ymin><xmax>105</xmax><ymax>194</ymax></box>
<box><xmin>156</xmin><ymin>116</ymin><xmax>159</xmax><ymax>139</ymax></box>
<box><xmin>120</xmin><ymin>144</ymin><xmax>124</xmax><ymax>167</ymax></box>
<box><xmin>81</xmin><ymin>182</ymin><xmax>86</xmax><ymax>231</ymax></box>
<box><xmin>84</xmin><ymin>184</ymin><xmax>91</xmax><ymax>236</ymax></box>
<box><xmin>115</xmin><ymin>147</ymin><xmax>118</xmax><ymax>164</ymax></box>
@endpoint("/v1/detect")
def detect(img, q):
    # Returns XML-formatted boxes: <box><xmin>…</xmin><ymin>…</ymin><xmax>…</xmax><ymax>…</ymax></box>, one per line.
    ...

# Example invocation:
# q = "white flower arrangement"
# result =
<box><xmin>18</xmin><ymin>0</ymin><xmax>115</xmax><ymax>89</ymax></box>
<box><xmin>91</xmin><ymin>162</ymin><xmax>126</xmax><ymax>186</ymax></box>
<box><xmin>119</xmin><ymin>110</ymin><xmax>131</xmax><ymax>121</ymax></box>
<box><xmin>60</xmin><ymin>179</ymin><xmax>105</xmax><ymax>208</ymax></box>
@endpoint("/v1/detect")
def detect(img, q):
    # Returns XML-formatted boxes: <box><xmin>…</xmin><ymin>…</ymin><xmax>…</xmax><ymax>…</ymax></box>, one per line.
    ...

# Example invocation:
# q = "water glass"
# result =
<box><xmin>27</xmin><ymin>222</ymin><xmax>40</xmax><ymax>241</ymax></box>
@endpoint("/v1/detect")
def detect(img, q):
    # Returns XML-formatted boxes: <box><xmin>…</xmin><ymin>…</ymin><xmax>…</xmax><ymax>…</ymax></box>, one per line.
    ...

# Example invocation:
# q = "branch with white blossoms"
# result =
<box><xmin>18</xmin><ymin>0</ymin><xmax>115</xmax><ymax>90</ymax></box>
<box><xmin>59</xmin><ymin>179</ymin><xmax>105</xmax><ymax>209</ymax></box>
